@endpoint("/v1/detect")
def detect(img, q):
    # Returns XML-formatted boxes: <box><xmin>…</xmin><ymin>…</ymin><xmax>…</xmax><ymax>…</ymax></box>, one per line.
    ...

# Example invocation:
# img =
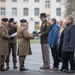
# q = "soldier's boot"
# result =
<box><xmin>13</xmin><ymin>63</ymin><xmax>17</xmax><ymax>69</ymax></box>
<box><xmin>6</xmin><ymin>63</ymin><xmax>9</xmax><ymax>69</ymax></box>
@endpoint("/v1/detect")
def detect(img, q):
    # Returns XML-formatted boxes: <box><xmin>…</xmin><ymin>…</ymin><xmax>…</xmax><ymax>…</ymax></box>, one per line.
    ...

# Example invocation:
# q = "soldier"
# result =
<box><xmin>37</xmin><ymin>13</ymin><xmax>51</xmax><ymax>69</ymax></box>
<box><xmin>5</xmin><ymin>18</ymin><xmax>17</xmax><ymax>69</ymax></box>
<box><xmin>0</xmin><ymin>18</ymin><xmax>12</xmax><ymax>71</ymax></box>
<box><xmin>17</xmin><ymin>19</ymin><xmax>34</xmax><ymax>71</ymax></box>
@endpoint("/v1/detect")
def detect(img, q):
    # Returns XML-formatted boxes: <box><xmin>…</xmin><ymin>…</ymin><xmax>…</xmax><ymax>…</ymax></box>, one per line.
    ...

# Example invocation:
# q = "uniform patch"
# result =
<box><xmin>46</xmin><ymin>23</ymin><xmax>49</xmax><ymax>26</ymax></box>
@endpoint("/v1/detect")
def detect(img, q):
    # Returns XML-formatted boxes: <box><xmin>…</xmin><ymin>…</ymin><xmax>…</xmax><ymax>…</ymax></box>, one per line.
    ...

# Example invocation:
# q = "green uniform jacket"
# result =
<box><xmin>6</xmin><ymin>25</ymin><xmax>17</xmax><ymax>44</ymax></box>
<box><xmin>17</xmin><ymin>26</ymin><xmax>34</xmax><ymax>56</ymax></box>
<box><xmin>40</xmin><ymin>20</ymin><xmax>51</xmax><ymax>44</ymax></box>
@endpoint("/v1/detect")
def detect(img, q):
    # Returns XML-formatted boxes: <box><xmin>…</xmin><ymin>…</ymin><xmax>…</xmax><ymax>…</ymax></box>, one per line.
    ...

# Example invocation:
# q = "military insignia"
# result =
<box><xmin>46</xmin><ymin>22</ymin><xmax>49</xmax><ymax>26</ymax></box>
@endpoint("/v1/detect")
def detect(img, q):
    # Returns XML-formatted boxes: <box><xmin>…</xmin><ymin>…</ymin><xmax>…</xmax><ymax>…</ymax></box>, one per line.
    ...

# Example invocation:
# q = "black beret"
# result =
<box><xmin>9</xmin><ymin>18</ymin><xmax>14</xmax><ymax>23</ymax></box>
<box><xmin>20</xmin><ymin>19</ymin><xmax>27</xmax><ymax>23</ymax></box>
<box><xmin>1</xmin><ymin>18</ymin><xmax>8</xmax><ymax>22</ymax></box>
<box><xmin>39</xmin><ymin>13</ymin><xmax>47</xmax><ymax>18</ymax></box>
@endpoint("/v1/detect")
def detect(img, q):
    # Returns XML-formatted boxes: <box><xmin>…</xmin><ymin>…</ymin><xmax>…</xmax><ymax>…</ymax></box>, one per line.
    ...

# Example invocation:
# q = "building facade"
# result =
<box><xmin>51</xmin><ymin>0</ymin><xmax>65</xmax><ymax>21</ymax></box>
<box><xmin>0</xmin><ymin>0</ymin><xmax>65</xmax><ymax>32</ymax></box>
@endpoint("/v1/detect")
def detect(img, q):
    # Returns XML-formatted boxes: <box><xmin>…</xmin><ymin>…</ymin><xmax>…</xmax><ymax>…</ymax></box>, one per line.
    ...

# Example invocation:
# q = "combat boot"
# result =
<box><xmin>6</xmin><ymin>63</ymin><xmax>9</xmax><ymax>69</ymax></box>
<box><xmin>13</xmin><ymin>63</ymin><xmax>17</xmax><ymax>69</ymax></box>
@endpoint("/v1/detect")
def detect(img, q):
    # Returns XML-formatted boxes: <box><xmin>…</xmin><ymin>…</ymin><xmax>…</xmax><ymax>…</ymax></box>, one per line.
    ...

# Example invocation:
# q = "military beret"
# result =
<box><xmin>9</xmin><ymin>18</ymin><xmax>14</xmax><ymax>23</ymax></box>
<box><xmin>20</xmin><ymin>19</ymin><xmax>27</xmax><ymax>23</ymax></box>
<box><xmin>1</xmin><ymin>18</ymin><xmax>8</xmax><ymax>22</ymax></box>
<box><xmin>39</xmin><ymin>13</ymin><xmax>47</xmax><ymax>18</ymax></box>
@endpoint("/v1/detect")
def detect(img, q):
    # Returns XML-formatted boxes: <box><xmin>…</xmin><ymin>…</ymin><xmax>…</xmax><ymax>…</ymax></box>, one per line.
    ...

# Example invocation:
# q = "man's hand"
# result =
<box><xmin>51</xmin><ymin>46</ymin><xmax>54</xmax><ymax>48</ymax></box>
<box><xmin>38</xmin><ymin>34</ymin><xmax>41</xmax><ymax>36</ymax></box>
<box><xmin>69</xmin><ymin>45</ymin><xmax>73</xmax><ymax>47</ymax></box>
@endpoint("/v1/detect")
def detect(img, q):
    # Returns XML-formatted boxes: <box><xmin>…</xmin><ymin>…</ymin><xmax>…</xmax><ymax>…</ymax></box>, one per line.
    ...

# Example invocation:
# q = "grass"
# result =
<box><xmin>30</xmin><ymin>39</ymin><xmax>40</xmax><ymax>43</ymax></box>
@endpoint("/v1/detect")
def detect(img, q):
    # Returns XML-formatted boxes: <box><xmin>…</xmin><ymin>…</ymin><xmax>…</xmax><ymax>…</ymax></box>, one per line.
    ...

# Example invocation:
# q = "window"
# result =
<box><xmin>26</xmin><ymin>22</ymin><xmax>28</xmax><ymax>29</ymax></box>
<box><xmin>23</xmin><ymin>0</ymin><xmax>28</xmax><ymax>2</ymax></box>
<box><xmin>12</xmin><ymin>0</ymin><xmax>17</xmax><ymax>2</ymax></box>
<box><xmin>0</xmin><ymin>8</ymin><xmax>6</xmax><ymax>16</ymax></box>
<box><xmin>45</xmin><ymin>1</ymin><xmax>50</xmax><ymax>8</ymax></box>
<box><xmin>56</xmin><ymin>8</ymin><xmax>61</xmax><ymax>16</ymax></box>
<box><xmin>35</xmin><ymin>0</ymin><xmax>39</xmax><ymax>2</ymax></box>
<box><xmin>12</xmin><ymin>8</ymin><xmax>17</xmax><ymax>16</ymax></box>
<box><xmin>35</xmin><ymin>22</ymin><xmax>40</xmax><ymax>30</ymax></box>
<box><xmin>23</xmin><ymin>8</ymin><xmax>28</xmax><ymax>16</ymax></box>
<box><xmin>35</xmin><ymin>8</ymin><xmax>39</xmax><ymax>16</ymax></box>
<box><xmin>56</xmin><ymin>0</ymin><xmax>61</xmax><ymax>2</ymax></box>
<box><xmin>47</xmin><ymin>14</ymin><xmax>50</xmax><ymax>21</ymax></box>
<box><xmin>0</xmin><ymin>0</ymin><xmax>5</xmax><ymax>2</ymax></box>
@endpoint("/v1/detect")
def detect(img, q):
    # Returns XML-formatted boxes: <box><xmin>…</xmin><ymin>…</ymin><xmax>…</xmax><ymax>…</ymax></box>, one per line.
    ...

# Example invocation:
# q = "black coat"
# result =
<box><xmin>58</xmin><ymin>30</ymin><xmax>64</xmax><ymax>57</ymax></box>
<box><xmin>62</xmin><ymin>23</ymin><xmax>75</xmax><ymax>52</ymax></box>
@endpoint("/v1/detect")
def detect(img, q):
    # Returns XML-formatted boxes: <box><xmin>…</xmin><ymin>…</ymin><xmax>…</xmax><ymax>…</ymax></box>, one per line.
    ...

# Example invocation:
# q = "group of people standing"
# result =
<box><xmin>39</xmin><ymin>13</ymin><xmax>75</xmax><ymax>73</ymax></box>
<box><xmin>0</xmin><ymin>13</ymin><xmax>75</xmax><ymax>73</ymax></box>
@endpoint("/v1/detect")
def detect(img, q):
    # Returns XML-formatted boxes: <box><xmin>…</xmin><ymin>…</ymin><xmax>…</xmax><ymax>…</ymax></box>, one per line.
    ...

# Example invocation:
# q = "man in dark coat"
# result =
<box><xmin>61</xmin><ymin>15</ymin><xmax>75</xmax><ymax>73</ymax></box>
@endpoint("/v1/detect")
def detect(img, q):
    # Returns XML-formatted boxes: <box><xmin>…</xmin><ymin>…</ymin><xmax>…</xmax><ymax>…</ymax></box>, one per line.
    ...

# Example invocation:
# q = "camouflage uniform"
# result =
<box><xmin>5</xmin><ymin>24</ymin><xmax>17</xmax><ymax>69</ymax></box>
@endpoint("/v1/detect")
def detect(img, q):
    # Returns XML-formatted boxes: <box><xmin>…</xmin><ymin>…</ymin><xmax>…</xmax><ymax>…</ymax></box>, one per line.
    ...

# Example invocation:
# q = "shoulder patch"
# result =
<box><xmin>46</xmin><ymin>22</ymin><xmax>50</xmax><ymax>26</ymax></box>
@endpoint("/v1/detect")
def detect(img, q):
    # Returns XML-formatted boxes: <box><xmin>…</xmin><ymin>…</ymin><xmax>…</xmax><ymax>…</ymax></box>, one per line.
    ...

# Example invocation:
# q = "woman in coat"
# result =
<box><xmin>17</xmin><ymin>19</ymin><xmax>34</xmax><ymax>71</ymax></box>
<box><xmin>58</xmin><ymin>19</ymin><xmax>67</xmax><ymax>71</ymax></box>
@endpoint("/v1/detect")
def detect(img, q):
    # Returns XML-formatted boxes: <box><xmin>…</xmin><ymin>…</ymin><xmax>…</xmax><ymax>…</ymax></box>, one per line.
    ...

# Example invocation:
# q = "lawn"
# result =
<box><xmin>30</xmin><ymin>39</ymin><xmax>40</xmax><ymax>43</ymax></box>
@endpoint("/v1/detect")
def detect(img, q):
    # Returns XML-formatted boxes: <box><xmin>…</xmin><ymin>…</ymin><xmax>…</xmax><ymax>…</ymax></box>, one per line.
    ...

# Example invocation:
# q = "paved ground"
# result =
<box><xmin>0</xmin><ymin>44</ymin><xmax>75</xmax><ymax>75</ymax></box>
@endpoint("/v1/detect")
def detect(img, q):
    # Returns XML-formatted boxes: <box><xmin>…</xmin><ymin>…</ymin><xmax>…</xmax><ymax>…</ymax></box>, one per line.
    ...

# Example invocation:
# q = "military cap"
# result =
<box><xmin>9</xmin><ymin>18</ymin><xmax>14</xmax><ymax>23</ymax></box>
<box><xmin>39</xmin><ymin>13</ymin><xmax>47</xmax><ymax>18</ymax></box>
<box><xmin>1</xmin><ymin>18</ymin><xmax>8</xmax><ymax>22</ymax></box>
<box><xmin>20</xmin><ymin>19</ymin><xmax>27</xmax><ymax>23</ymax></box>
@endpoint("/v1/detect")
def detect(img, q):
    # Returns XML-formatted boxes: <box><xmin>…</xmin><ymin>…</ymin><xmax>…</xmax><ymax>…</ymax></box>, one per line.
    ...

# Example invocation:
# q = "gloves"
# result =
<box><xmin>10</xmin><ymin>37</ymin><xmax>14</xmax><ymax>40</ymax></box>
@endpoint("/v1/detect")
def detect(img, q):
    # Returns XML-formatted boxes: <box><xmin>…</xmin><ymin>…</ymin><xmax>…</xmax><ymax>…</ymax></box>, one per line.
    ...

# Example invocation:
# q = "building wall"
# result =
<box><xmin>0</xmin><ymin>0</ymin><xmax>66</xmax><ymax>32</ymax></box>
<box><xmin>0</xmin><ymin>1</ymin><xmax>6</xmax><ymax>20</ymax></box>
<box><xmin>6</xmin><ymin>0</ymin><xmax>46</xmax><ymax>33</ymax></box>
<box><xmin>51</xmin><ymin>0</ymin><xmax>65</xmax><ymax>21</ymax></box>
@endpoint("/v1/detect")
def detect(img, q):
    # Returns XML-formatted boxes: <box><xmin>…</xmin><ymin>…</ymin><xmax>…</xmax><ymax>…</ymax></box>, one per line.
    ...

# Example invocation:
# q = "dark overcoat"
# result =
<box><xmin>62</xmin><ymin>23</ymin><xmax>75</xmax><ymax>52</ymax></box>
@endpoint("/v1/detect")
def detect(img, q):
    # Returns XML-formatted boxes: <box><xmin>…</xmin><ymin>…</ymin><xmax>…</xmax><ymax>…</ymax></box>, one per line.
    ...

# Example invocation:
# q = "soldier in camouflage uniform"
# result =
<box><xmin>5</xmin><ymin>18</ymin><xmax>17</xmax><ymax>69</ymax></box>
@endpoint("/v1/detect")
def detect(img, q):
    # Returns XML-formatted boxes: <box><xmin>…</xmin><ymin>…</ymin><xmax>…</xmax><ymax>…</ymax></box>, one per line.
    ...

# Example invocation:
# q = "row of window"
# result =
<box><xmin>0</xmin><ymin>0</ymin><xmax>61</xmax><ymax>2</ymax></box>
<box><xmin>0</xmin><ymin>0</ymin><xmax>39</xmax><ymax>2</ymax></box>
<box><xmin>0</xmin><ymin>7</ymin><xmax>61</xmax><ymax>16</ymax></box>
<box><xmin>24</xmin><ymin>21</ymin><xmax>40</xmax><ymax>30</ymax></box>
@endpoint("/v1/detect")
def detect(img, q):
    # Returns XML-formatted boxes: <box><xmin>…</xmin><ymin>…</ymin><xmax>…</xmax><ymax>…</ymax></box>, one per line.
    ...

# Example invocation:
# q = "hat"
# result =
<box><xmin>1</xmin><ymin>18</ymin><xmax>8</xmax><ymax>22</ymax></box>
<box><xmin>39</xmin><ymin>13</ymin><xmax>47</xmax><ymax>18</ymax></box>
<box><xmin>9</xmin><ymin>18</ymin><xmax>14</xmax><ymax>23</ymax></box>
<box><xmin>20</xmin><ymin>19</ymin><xmax>27</xmax><ymax>23</ymax></box>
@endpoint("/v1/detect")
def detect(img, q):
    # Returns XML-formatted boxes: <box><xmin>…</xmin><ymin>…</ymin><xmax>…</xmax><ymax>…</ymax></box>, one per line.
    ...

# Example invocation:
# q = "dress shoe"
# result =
<box><xmin>6</xmin><ymin>66</ymin><xmax>9</xmax><ymax>69</ymax></box>
<box><xmin>40</xmin><ymin>66</ymin><xmax>50</xmax><ymax>69</ymax></box>
<box><xmin>66</xmin><ymin>70</ymin><xmax>75</xmax><ymax>73</ymax></box>
<box><xmin>0</xmin><ymin>68</ymin><xmax>8</xmax><ymax>71</ymax></box>
<box><xmin>59</xmin><ymin>68</ymin><xmax>63</xmax><ymax>71</ymax></box>
<box><xmin>50</xmin><ymin>67</ymin><xmax>59</xmax><ymax>71</ymax></box>
<box><xmin>13</xmin><ymin>65</ymin><xmax>17</xmax><ymax>69</ymax></box>
<box><xmin>20</xmin><ymin>68</ymin><xmax>28</xmax><ymax>71</ymax></box>
<box><xmin>61</xmin><ymin>69</ymin><xmax>68</xmax><ymax>72</ymax></box>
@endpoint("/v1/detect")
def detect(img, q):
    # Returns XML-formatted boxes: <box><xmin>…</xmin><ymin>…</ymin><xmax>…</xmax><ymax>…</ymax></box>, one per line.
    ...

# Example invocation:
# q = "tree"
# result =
<box><xmin>64</xmin><ymin>0</ymin><xmax>75</xmax><ymax>18</ymax></box>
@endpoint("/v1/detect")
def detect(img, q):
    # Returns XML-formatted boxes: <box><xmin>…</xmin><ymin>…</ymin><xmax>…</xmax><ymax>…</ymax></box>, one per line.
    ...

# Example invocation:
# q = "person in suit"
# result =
<box><xmin>61</xmin><ymin>15</ymin><xmax>75</xmax><ymax>73</ymax></box>
<box><xmin>37</xmin><ymin>13</ymin><xmax>51</xmax><ymax>69</ymax></box>
<box><xmin>17</xmin><ymin>19</ymin><xmax>34</xmax><ymax>71</ymax></box>
<box><xmin>48</xmin><ymin>18</ymin><xmax>60</xmax><ymax>71</ymax></box>
<box><xmin>0</xmin><ymin>18</ymin><xmax>12</xmax><ymax>71</ymax></box>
